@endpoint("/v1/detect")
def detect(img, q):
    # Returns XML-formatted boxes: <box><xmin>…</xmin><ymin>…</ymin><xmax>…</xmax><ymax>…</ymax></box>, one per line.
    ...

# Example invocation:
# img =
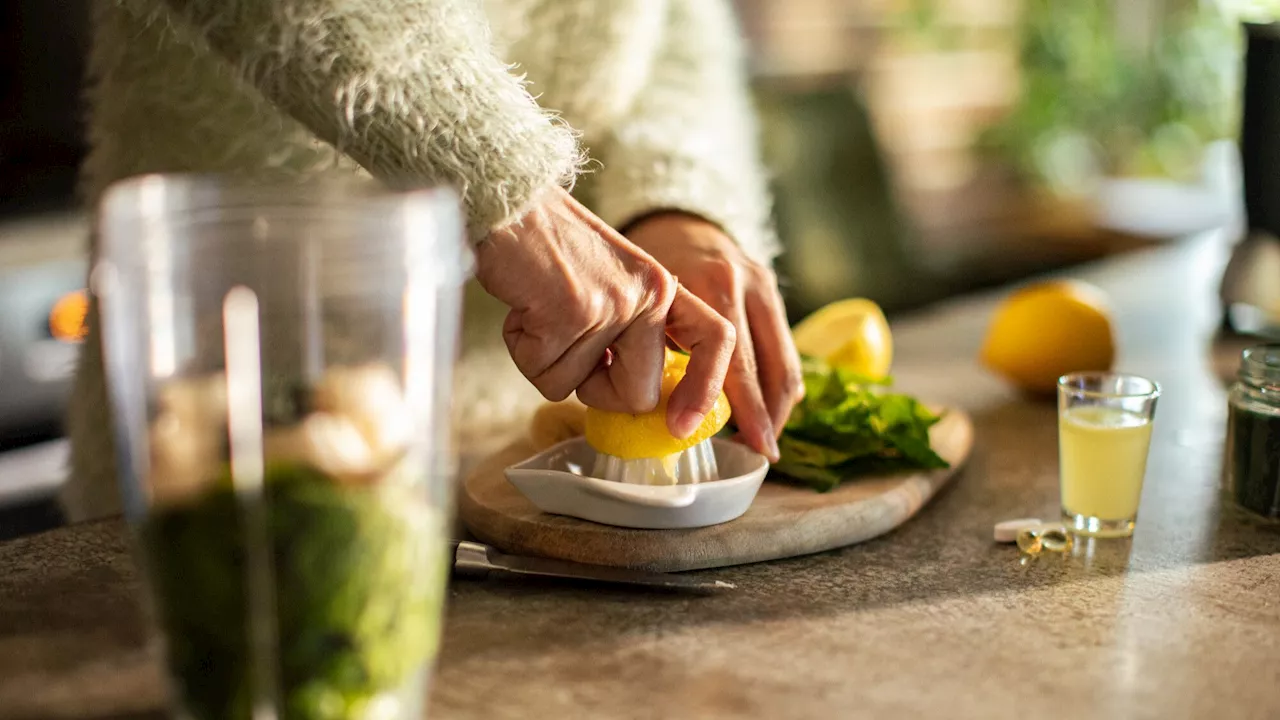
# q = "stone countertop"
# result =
<box><xmin>2</xmin><ymin>232</ymin><xmax>1279</xmax><ymax>720</ymax></box>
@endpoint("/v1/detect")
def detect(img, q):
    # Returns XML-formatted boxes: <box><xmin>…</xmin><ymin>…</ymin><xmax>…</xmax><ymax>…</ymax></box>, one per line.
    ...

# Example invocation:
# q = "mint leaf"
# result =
<box><xmin>769</xmin><ymin>356</ymin><xmax>950</xmax><ymax>491</ymax></box>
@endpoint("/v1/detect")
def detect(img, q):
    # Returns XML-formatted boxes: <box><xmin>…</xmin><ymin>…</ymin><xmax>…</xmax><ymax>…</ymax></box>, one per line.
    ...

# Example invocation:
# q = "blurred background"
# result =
<box><xmin>737</xmin><ymin>0</ymin><xmax>1265</xmax><ymax>317</ymax></box>
<box><xmin>0</xmin><ymin>0</ymin><xmax>1273</xmax><ymax>535</ymax></box>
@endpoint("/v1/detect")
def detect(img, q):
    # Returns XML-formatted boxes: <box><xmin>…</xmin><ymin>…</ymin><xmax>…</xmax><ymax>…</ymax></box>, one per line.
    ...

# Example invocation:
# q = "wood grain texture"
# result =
<box><xmin>458</xmin><ymin>408</ymin><xmax>973</xmax><ymax>572</ymax></box>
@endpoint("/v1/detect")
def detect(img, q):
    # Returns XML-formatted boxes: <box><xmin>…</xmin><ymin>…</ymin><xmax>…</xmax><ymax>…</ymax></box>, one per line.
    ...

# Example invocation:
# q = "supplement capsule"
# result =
<box><xmin>1016</xmin><ymin>528</ymin><xmax>1043</xmax><ymax>554</ymax></box>
<box><xmin>1038</xmin><ymin>526</ymin><xmax>1073</xmax><ymax>553</ymax></box>
<box><xmin>995</xmin><ymin>518</ymin><xmax>1043</xmax><ymax>543</ymax></box>
<box><xmin>1015</xmin><ymin>523</ymin><xmax>1073</xmax><ymax>556</ymax></box>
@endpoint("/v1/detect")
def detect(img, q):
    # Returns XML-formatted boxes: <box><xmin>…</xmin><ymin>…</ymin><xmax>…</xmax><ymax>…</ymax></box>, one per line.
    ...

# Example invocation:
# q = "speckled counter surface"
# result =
<box><xmin>3</xmin><ymin>233</ymin><xmax>1279</xmax><ymax>720</ymax></box>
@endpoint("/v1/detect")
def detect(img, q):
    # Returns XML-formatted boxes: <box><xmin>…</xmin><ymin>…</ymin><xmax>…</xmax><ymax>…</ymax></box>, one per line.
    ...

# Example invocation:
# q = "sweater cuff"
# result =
<box><xmin>593</xmin><ymin>153</ymin><xmax>781</xmax><ymax>266</ymax></box>
<box><xmin>454</xmin><ymin>118</ymin><xmax>582</xmax><ymax>245</ymax></box>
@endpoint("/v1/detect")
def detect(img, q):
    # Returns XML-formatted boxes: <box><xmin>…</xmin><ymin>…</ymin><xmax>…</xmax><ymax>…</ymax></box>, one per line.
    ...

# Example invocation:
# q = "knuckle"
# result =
<box><xmin>728</xmin><ymin>328</ymin><xmax>756</xmax><ymax>366</ymax></box>
<box><xmin>713</xmin><ymin>315</ymin><xmax>736</xmax><ymax>349</ymax></box>
<box><xmin>782</xmin><ymin>372</ymin><xmax>806</xmax><ymax>404</ymax></box>
<box><xmin>705</xmin><ymin>256</ymin><xmax>740</xmax><ymax>286</ymax></box>
<box><xmin>742</xmin><ymin>255</ymin><xmax>771</xmax><ymax>276</ymax></box>
<box><xmin>750</xmin><ymin>262</ymin><xmax>778</xmax><ymax>287</ymax></box>
<box><xmin>641</xmin><ymin>263</ymin><xmax>677</xmax><ymax>308</ymax></box>
<box><xmin>563</xmin><ymin>291</ymin><xmax>599</xmax><ymax>330</ymax></box>
<box><xmin>710</xmin><ymin>289</ymin><xmax>737</xmax><ymax>314</ymax></box>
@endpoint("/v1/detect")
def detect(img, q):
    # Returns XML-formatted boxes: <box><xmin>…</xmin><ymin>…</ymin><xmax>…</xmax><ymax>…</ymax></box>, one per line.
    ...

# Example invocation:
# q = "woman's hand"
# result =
<box><xmin>625</xmin><ymin>213</ymin><xmax>804</xmax><ymax>461</ymax></box>
<box><xmin>475</xmin><ymin>188</ymin><xmax>736</xmax><ymax>439</ymax></box>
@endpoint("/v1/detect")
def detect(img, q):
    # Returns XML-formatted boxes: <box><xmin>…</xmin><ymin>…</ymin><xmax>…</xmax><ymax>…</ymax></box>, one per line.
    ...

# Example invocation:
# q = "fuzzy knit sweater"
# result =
<box><xmin>62</xmin><ymin>0</ymin><xmax>778</xmax><ymax>522</ymax></box>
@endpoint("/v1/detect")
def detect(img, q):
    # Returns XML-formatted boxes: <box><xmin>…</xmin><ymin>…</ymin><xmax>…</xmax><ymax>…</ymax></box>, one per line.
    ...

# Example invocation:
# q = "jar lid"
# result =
<box><xmin>1239</xmin><ymin>343</ymin><xmax>1280</xmax><ymax>390</ymax></box>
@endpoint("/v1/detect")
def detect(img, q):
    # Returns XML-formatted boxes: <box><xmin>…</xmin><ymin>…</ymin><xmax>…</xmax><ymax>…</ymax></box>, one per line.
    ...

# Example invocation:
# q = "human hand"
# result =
<box><xmin>475</xmin><ymin>188</ymin><xmax>736</xmax><ymax>439</ymax></box>
<box><xmin>625</xmin><ymin>213</ymin><xmax>804</xmax><ymax>461</ymax></box>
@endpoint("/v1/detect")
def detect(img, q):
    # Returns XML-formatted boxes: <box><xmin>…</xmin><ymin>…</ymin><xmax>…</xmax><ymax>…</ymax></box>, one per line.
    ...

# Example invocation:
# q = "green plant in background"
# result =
<box><xmin>897</xmin><ymin>0</ymin><xmax>961</xmax><ymax>50</ymax></box>
<box><xmin>980</xmin><ymin>0</ymin><xmax>1244</xmax><ymax>190</ymax></box>
<box><xmin>1224</xmin><ymin>0</ymin><xmax>1280</xmax><ymax>20</ymax></box>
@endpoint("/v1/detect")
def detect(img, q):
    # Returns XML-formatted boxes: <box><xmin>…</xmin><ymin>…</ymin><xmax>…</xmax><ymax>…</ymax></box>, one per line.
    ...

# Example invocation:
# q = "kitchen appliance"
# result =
<box><xmin>1221</xmin><ymin>22</ymin><xmax>1280</xmax><ymax>338</ymax></box>
<box><xmin>0</xmin><ymin>214</ymin><xmax>88</xmax><ymax>537</ymax></box>
<box><xmin>503</xmin><ymin>437</ymin><xmax>770</xmax><ymax>530</ymax></box>
<box><xmin>0</xmin><ymin>214</ymin><xmax>87</xmax><ymax>447</ymax></box>
<box><xmin>96</xmin><ymin>174</ymin><xmax>470</xmax><ymax>720</ymax></box>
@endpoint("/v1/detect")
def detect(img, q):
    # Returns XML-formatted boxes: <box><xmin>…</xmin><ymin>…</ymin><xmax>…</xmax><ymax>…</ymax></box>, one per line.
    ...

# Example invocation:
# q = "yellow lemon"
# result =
<box><xmin>584</xmin><ymin>348</ymin><xmax>732</xmax><ymax>460</ymax></box>
<box><xmin>980</xmin><ymin>280</ymin><xmax>1116</xmax><ymax>396</ymax></box>
<box><xmin>529</xmin><ymin>399</ymin><xmax>587</xmax><ymax>452</ymax></box>
<box><xmin>791</xmin><ymin>298</ymin><xmax>893</xmax><ymax>378</ymax></box>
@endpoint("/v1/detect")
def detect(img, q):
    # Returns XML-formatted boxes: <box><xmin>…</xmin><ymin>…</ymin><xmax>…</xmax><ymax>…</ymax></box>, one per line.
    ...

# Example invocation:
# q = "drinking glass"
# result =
<box><xmin>94</xmin><ymin>174</ymin><xmax>471</xmax><ymax>720</ymax></box>
<box><xmin>1057</xmin><ymin>372</ymin><xmax>1161</xmax><ymax>538</ymax></box>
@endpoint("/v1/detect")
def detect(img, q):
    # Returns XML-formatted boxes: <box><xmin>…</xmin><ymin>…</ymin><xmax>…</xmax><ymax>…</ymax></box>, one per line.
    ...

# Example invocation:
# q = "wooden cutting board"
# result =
<box><xmin>458</xmin><ymin>408</ymin><xmax>973</xmax><ymax>572</ymax></box>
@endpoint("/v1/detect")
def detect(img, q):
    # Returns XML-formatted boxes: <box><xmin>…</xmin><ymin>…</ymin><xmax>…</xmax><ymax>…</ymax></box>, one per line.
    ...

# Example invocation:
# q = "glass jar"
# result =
<box><xmin>94</xmin><ymin>174</ymin><xmax>471</xmax><ymax>720</ymax></box>
<box><xmin>1224</xmin><ymin>343</ymin><xmax>1280</xmax><ymax>520</ymax></box>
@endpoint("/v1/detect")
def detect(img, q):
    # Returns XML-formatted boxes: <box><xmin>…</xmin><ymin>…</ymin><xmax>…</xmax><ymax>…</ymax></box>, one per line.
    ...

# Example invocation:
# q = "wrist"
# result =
<box><xmin>621</xmin><ymin>209</ymin><xmax>721</xmax><ymax>238</ymax></box>
<box><xmin>475</xmin><ymin>186</ymin><xmax>557</xmax><ymax>267</ymax></box>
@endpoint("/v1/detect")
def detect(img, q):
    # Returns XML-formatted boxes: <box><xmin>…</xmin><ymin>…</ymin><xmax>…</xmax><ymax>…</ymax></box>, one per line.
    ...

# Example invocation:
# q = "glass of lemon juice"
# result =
<box><xmin>1058</xmin><ymin>372</ymin><xmax>1161</xmax><ymax>537</ymax></box>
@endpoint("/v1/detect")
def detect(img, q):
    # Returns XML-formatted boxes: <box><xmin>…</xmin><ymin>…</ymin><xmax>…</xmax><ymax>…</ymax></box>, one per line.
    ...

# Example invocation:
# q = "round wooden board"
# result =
<box><xmin>459</xmin><ymin>408</ymin><xmax>973</xmax><ymax>572</ymax></box>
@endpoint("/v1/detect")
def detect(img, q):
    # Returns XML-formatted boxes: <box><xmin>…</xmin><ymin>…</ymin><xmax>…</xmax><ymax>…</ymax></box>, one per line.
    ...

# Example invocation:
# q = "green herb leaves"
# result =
<box><xmin>771</xmin><ymin>357</ymin><xmax>949</xmax><ymax>492</ymax></box>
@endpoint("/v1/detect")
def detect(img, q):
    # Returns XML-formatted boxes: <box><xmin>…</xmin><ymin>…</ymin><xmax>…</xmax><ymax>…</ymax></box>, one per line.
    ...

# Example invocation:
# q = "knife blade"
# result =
<box><xmin>449</xmin><ymin>540</ymin><xmax>734</xmax><ymax>592</ymax></box>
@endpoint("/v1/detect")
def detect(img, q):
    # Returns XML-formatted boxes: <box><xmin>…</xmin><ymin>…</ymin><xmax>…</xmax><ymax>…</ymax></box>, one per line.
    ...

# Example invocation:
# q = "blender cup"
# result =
<box><xmin>93</xmin><ymin>174</ymin><xmax>471</xmax><ymax>720</ymax></box>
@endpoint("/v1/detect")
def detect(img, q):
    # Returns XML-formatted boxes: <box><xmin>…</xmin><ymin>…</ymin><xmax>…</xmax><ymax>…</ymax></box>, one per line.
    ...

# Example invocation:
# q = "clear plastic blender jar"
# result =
<box><xmin>93</xmin><ymin>174</ymin><xmax>471</xmax><ymax>720</ymax></box>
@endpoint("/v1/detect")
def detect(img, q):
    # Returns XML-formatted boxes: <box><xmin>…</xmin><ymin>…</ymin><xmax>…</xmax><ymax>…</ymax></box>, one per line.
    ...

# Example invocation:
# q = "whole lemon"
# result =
<box><xmin>791</xmin><ymin>298</ymin><xmax>893</xmax><ymax>378</ymax></box>
<box><xmin>980</xmin><ymin>280</ymin><xmax>1116</xmax><ymax>395</ymax></box>
<box><xmin>584</xmin><ymin>348</ymin><xmax>732</xmax><ymax>460</ymax></box>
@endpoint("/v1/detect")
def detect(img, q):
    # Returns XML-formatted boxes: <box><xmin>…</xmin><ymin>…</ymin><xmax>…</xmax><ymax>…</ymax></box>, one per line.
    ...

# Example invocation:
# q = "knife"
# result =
<box><xmin>449</xmin><ymin>540</ymin><xmax>735</xmax><ymax>592</ymax></box>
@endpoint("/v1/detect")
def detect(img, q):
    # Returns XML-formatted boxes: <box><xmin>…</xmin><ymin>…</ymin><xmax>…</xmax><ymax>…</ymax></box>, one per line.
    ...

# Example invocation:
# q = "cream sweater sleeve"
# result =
<box><xmin>589</xmin><ymin>0</ymin><xmax>781</xmax><ymax>265</ymax></box>
<box><xmin>138</xmin><ymin>0</ymin><xmax>582</xmax><ymax>237</ymax></box>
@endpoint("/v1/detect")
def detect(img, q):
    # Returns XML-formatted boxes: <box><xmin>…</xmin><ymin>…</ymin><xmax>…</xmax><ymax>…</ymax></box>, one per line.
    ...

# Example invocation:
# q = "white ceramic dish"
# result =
<box><xmin>503</xmin><ymin>437</ymin><xmax>770</xmax><ymax>529</ymax></box>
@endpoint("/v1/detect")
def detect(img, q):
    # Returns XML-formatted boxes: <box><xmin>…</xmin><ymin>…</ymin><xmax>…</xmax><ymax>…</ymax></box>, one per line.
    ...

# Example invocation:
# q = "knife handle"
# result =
<box><xmin>449</xmin><ymin>539</ymin><xmax>494</xmax><ymax>579</ymax></box>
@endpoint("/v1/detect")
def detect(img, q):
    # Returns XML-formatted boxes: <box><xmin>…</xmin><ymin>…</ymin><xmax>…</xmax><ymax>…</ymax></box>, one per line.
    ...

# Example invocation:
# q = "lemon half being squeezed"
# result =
<box><xmin>584</xmin><ymin>348</ymin><xmax>732</xmax><ymax>461</ymax></box>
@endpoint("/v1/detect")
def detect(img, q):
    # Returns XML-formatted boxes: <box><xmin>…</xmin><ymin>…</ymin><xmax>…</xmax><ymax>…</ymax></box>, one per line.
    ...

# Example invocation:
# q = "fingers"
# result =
<box><xmin>501</xmin><ymin>309</ymin><xmax>574</xmax><ymax>382</ymax></box>
<box><xmin>664</xmin><ymin>286</ymin><xmax>735</xmax><ymax>439</ymax></box>
<box><xmin>575</xmin><ymin>278</ymin><xmax>673</xmax><ymax>412</ymax></box>
<box><xmin>528</xmin><ymin>327</ymin><xmax>623</xmax><ymax>404</ymax></box>
<box><xmin>501</xmin><ymin>303</ymin><xmax>602</xmax><ymax>401</ymax></box>
<box><xmin>746</xmin><ymin>269</ymin><xmax>805</xmax><ymax>433</ymax></box>
<box><xmin>508</xmin><ymin>259</ymin><xmax>675</xmax><ymax>412</ymax></box>
<box><xmin>486</xmin><ymin>191</ymin><xmax>626</xmax><ymax>389</ymax></box>
<box><xmin>705</xmin><ymin>276</ymin><xmax>779</xmax><ymax>462</ymax></box>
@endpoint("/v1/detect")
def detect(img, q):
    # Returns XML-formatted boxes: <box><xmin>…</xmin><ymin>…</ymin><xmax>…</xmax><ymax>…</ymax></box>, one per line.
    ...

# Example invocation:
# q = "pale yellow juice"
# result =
<box><xmin>1059</xmin><ymin>405</ymin><xmax>1153</xmax><ymax>534</ymax></box>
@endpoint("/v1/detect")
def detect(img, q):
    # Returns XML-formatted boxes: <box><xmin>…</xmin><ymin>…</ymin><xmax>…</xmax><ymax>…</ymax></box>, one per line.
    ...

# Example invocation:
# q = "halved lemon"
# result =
<box><xmin>791</xmin><ymin>298</ymin><xmax>893</xmax><ymax>378</ymax></box>
<box><xmin>583</xmin><ymin>349</ymin><xmax>732</xmax><ymax>460</ymax></box>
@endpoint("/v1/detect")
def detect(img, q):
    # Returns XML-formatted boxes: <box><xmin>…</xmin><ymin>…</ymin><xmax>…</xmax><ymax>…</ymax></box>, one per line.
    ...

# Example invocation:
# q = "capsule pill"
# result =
<box><xmin>995</xmin><ymin>518</ymin><xmax>1043</xmax><ymax>543</ymax></box>
<box><xmin>1016</xmin><ymin>528</ymin><xmax>1043</xmax><ymax>554</ymax></box>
